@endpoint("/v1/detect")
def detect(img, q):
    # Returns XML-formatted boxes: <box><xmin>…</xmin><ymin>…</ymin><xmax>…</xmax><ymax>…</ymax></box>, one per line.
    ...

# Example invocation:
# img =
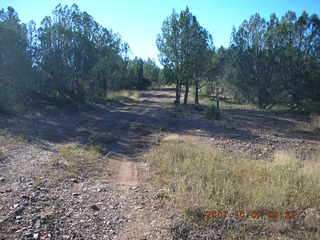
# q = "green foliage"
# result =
<box><xmin>157</xmin><ymin>7</ymin><xmax>213</xmax><ymax>104</ymax></box>
<box><xmin>0</xmin><ymin>4</ymin><xmax>158</xmax><ymax>111</ymax></box>
<box><xmin>0</xmin><ymin>7</ymin><xmax>34</xmax><ymax>112</ymax></box>
<box><xmin>143</xmin><ymin>58</ymin><xmax>160</xmax><ymax>88</ymax></box>
<box><xmin>36</xmin><ymin>4</ymin><xmax>128</xmax><ymax>101</ymax></box>
<box><xmin>1</xmin><ymin>5</ymin><xmax>319</xmax><ymax>113</ymax></box>
<box><xmin>227</xmin><ymin>11</ymin><xmax>320</xmax><ymax>111</ymax></box>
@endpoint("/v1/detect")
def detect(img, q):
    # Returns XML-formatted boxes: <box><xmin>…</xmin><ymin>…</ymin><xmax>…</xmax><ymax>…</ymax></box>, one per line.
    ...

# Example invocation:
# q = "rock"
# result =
<box><xmin>22</xmin><ymin>195</ymin><xmax>30</xmax><ymax>200</ymax></box>
<box><xmin>0</xmin><ymin>216</ymin><xmax>7</xmax><ymax>224</ymax></box>
<box><xmin>304</xmin><ymin>208</ymin><xmax>320</xmax><ymax>230</ymax></box>
<box><xmin>131</xmin><ymin>186</ymin><xmax>139</xmax><ymax>191</ymax></box>
<box><xmin>24</xmin><ymin>232</ymin><xmax>33</xmax><ymax>237</ymax></box>
<box><xmin>90</xmin><ymin>204</ymin><xmax>100</xmax><ymax>211</ymax></box>
<box><xmin>0</xmin><ymin>177</ymin><xmax>5</xmax><ymax>182</ymax></box>
<box><xmin>34</xmin><ymin>219</ymin><xmax>41</xmax><ymax>228</ymax></box>
<box><xmin>112</xmin><ymin>216</ymin><xmax>119</xmax><ymax>223</ymax></box>
<box><xmin>14</xmin><ymin>206</ymin><xmax>25</xmax><ymax>215</ymax></box>
<box><xmin>70</xmin><ymin>178</ymin><xmax>78</xmax><ymax>183</ymax></box>
<box><xmin>72</xmin><ymin>192</ymin><xmax>80</xmax><ymax>197</ymax></box>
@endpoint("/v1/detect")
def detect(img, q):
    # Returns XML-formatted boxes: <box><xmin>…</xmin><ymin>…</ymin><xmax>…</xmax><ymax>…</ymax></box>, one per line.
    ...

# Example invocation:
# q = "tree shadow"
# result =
<box><xmin>221</xmin><ymin>108</ymin><xmax>320</xmax><ymax>141</ymax></box>
<box><xmin>0</xmin><ymin>90</ymin><xmax>318</xmax><ymax>162</ymax></box>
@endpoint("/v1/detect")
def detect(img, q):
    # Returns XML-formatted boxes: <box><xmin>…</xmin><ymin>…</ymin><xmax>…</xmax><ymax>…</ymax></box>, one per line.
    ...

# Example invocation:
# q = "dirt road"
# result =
<box><xmin>0</xmin><ymin>88</ymin><xmax>319</xmax><ymax>239</ymax></box>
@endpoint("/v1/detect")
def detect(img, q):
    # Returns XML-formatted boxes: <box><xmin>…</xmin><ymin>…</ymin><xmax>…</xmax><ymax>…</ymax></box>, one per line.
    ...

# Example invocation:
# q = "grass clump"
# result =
<box><xmin>50</xmin><ymin>143</ymin><xmax>103</xmax><ymax>179</ymax></box>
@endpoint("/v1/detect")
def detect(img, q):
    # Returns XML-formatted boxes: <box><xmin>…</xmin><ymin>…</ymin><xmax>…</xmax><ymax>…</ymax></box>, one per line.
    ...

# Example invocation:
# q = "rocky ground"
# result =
<box><xmin>0</xmin><ymin>88</ymin><xmax>319</xmax><ymax>239</ymax></box>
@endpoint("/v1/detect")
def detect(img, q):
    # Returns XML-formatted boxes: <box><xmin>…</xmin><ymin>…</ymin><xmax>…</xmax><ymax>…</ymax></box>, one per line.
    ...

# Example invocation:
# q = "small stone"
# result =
<box><xmin>34</xmin><ymin>219</ymin><xmax>41</xmax><ymax>228</ymax></box>
<box><xmin>24</xmin><ymin>232</ymin><xmax>33</xmax><ymax>237</ymax></box>
<box><xmin>90</xmin><ymin>204</ymin><xmax>100</xmax><ymax>211</ymax></box>
<box><xmin>70</xmin><ymin>178</ymin><xmax>78</xmax><ymax>183</ymax></box>
<box><xmin>33</xmin><ymin>233</ymin><xmax>39</xmax><ymax>239</ymax></box>
<box><xmin>72</xmin><ymin>192</ymin><xmax>80</xmax><ymax>197</ymax></box>
<box><xmin>0</xmin><ymin>177</ymin><xmax>5</xmax><ymax>182</ymax></box>
<box><xmin>22</xmin><ymin>195</ymin><xmax>29</xmax><ymax>200</ymax></box>
<box><xmin>131</xmin><ymin>186</ymin><xmax>139</xmax><ymax>190</ymax></box>
<box><xmin>0</xmin><ymin>217</ymin><xmax>7</xmax><ymax>224</ymax></box>
<box><xmin>15</xmin><ymin>216</ymin><xmax>22</xmax><ymax>220</ymax></box>
<box><xmin>14</xmin><ymin>206</ymin><xmax>24</xmax><ymax>215</ymax></box>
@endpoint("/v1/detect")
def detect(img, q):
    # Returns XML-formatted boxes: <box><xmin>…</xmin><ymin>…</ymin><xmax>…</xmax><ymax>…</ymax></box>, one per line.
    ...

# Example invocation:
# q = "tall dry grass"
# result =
<box><xmin>146</xmin><ymin>137</ymin><xmax>320</xmax><ymax>212</ymax></box>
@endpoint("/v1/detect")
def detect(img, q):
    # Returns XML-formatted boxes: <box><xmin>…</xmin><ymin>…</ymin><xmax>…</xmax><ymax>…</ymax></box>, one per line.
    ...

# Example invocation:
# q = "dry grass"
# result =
<box><xmin>49</xmin><ymin>143</ymin><xmax>104</xmax><ymax>180</ymax></box>
<box><xmin>147</xmin><ymin>139</ymin><xmax>320</xmax><ymax>210</ymax></box>
<box><xmin>146</xmin><ymin>136</ymin><xmax>320</xmax><ymax>238</ymax></box>
<box><xmin>105</xmin><ymin>90</ymin><xmax>141</xmax><ymax>102</ymax></box>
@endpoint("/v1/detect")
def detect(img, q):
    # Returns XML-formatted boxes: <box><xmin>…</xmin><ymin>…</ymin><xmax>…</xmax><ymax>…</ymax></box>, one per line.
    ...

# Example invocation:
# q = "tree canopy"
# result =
<box><xmin>1</xmin><ymin>5</ymin><xmax>319</xmax><ymax>113</ymax></box>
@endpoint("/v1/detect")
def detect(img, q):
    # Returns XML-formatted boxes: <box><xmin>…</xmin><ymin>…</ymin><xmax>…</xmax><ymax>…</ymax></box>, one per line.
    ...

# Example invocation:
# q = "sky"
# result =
<box><xmin>1</xmin><ymin>0</ymin><xmax>319</xmax><ymax>63</ymax></box>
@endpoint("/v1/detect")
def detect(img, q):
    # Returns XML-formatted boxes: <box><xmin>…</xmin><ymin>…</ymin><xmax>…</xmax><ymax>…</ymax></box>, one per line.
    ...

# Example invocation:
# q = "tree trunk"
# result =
<box><xmin>195</xmin><ymin>81</ymin><xmax>199</xmax><ymax>104</ymax></box>
<box><xmin>184</xmin><ymin>80</ymin><xmax>189</xmax><ymax>105</ymax></box>
<box><xmin>216</xmin><ymin>97</ymin><xmax>220</xmax><ymax>110</ymax></box>
<box><xmin>175</xmin><ymin>80</ymin><xmax>181</xmax><ymax>104</ymax></box>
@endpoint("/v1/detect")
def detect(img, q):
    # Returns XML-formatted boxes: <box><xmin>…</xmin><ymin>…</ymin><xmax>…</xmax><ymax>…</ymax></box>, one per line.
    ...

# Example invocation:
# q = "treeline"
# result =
<box><xmin>157</xmin><ymin>8</ymin><xmax>320</xmax><ymax>111</ymax></box>
<box><xmin>0</xmin><ymin>4</ymin><xmax>160</xmax><ymax>112</ymax></box>
<box><xmin>1</xmin><ymin>5</ymin><xmax>319</xmax><ymax>113</ymax></box>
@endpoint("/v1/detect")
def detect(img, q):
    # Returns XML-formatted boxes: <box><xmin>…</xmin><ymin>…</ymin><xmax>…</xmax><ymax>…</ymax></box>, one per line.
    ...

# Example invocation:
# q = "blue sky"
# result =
<box><xmin>1</xmin><ymin>0</ymin><xmax>319</xmax><ymax>62</ymax></box>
